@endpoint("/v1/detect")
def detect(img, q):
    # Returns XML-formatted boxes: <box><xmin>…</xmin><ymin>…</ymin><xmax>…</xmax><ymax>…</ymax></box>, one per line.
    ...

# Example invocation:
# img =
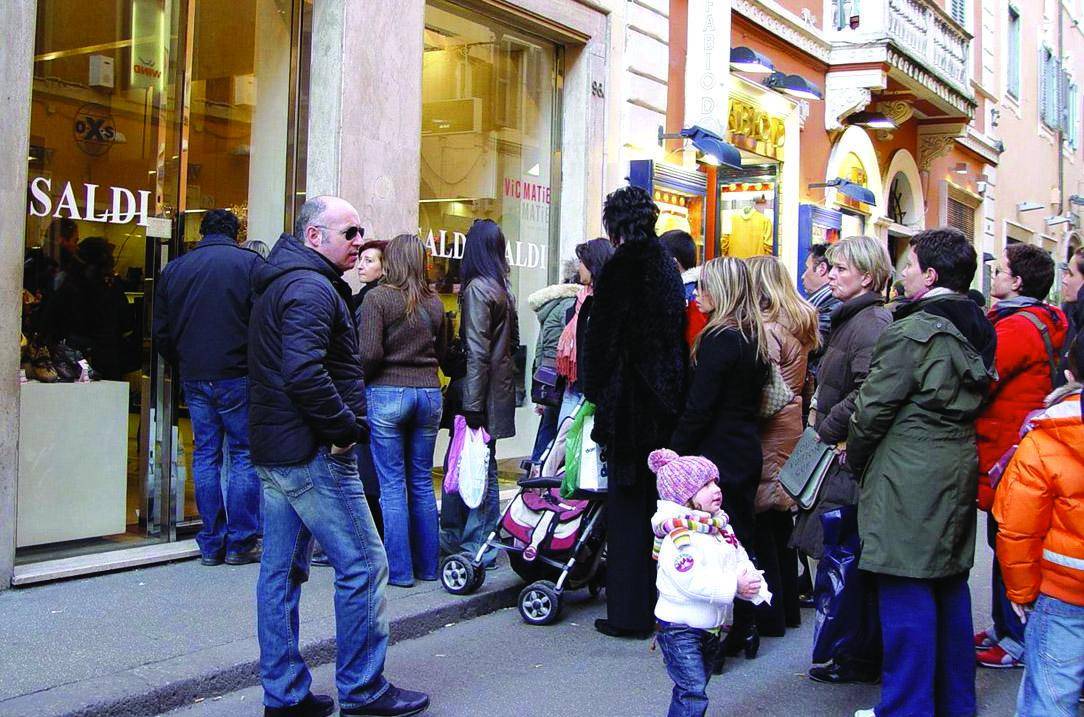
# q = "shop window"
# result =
<box><xmin>19</xmin><ymin>0</ymin><xmax>305</xmax><ymax>566</ymax></box>
<box><xmin>1007</xmin><ymin>6</ymin><xmax>1021</xmax><ymax>99</ymax></box>
<box><xmin>419</xmin><ymin>0</ymin><xmax>560</xmax><ymax>458</ymax></box>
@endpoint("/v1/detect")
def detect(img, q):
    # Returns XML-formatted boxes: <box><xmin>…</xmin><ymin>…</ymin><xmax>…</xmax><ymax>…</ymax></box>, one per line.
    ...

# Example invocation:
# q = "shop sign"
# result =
<box><xmin>727</xmin><ymin>98</ymin><xmax>786</xmax><ymax>159</ymax></box>
<box><xmin>421</xmin><ymin>228</ymin><xmax>546</xmax><ymax>269</ymax></box>
<box><xmin>73</xmin><ymin>104</ymin><xmax>116</xmax><ymax>157</ymax></box>
<box><xmin>27</xmin><ymin>177</ymin><xmax>152</xmax><ymax>227</ymax></box>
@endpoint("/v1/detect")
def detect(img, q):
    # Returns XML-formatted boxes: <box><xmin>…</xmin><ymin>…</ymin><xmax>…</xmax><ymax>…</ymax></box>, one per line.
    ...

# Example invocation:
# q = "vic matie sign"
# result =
<box><xmin>27</xmin><ymin>178</ymin><xmax>152</xmax><ymax>226</ymax></box>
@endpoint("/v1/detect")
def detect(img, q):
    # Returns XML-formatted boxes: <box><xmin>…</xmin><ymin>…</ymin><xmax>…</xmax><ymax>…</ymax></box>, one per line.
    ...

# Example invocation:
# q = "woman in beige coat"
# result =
<box><xmin>747</xmin><ymin>256</ymin><xmax>820</xmax><ymax>637</ymax></box>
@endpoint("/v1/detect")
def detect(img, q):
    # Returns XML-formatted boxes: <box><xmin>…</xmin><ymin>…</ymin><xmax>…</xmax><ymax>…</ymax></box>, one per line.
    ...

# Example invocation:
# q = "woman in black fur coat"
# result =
<box><xmin>582</xmin><ymin>186</ymin><xmax>688</xmax><ymax>637</ymax></box>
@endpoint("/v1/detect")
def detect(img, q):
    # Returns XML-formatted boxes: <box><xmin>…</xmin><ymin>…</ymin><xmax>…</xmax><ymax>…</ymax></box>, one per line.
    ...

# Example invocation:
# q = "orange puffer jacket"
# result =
<box><xmin>993</xmin><ymin>385</ymin><xmax>1084</xmax><ymax>607</ymax></box>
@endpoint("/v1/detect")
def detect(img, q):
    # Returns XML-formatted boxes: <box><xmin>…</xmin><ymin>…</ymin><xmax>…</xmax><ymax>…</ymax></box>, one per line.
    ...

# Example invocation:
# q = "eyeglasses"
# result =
<box><xmin>315</xmin><ymin>225</ymin><xmax>364</xmax><ymax>241</ymax></box>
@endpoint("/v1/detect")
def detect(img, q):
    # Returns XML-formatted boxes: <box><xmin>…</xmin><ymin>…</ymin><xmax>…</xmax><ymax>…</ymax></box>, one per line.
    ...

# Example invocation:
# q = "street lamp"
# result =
<box><xmin>658</xmin><ymin>125</ymin><xmax>743</xmax><ymax>168</ymax></box>
<box><xmin>809</xmin><ymin>178</ymin><xmax>877</xmax><ymax>205</ymax></box>
<box><xmin>844</xmin><ymin>111</ymin><xmax>897</xmax><ymax>130</ymax></box>
<box><xmin>729</xmin><ymin>47</ymin><xmax>775</xmax><ymax>74</ymax></box>
<box><xmin>763</xmin><ymin>72</ymin><xmax>823</xmax><ymax>100</ymax></box>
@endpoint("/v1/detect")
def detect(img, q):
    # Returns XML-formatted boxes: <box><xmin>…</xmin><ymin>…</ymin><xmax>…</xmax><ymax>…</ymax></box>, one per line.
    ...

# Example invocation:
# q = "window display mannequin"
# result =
<box><xmin>723</xmin><ymin>195</ymin><xmax>774</xmax><ymax>259</ymax></box>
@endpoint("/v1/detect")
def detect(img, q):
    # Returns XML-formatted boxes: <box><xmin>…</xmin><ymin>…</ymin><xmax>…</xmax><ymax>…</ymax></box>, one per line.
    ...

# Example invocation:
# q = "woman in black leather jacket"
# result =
<box><xmin>439</xmin><ymin>219</ymin><xmax>518</xmax><ymax>566</ymax></box>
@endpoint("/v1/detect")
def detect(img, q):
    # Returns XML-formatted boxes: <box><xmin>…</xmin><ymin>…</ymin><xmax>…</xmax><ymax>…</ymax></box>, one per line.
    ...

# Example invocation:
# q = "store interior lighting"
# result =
<box><xmin>844</xmin><ymin>111</ymin><xmax>897</xmax><ymax>130</ymax></box>
<box><xmin>658</xmin><ymin>125</ymin><xmax>743</xmax><ymax>169</ymax></box>
<box><xmin>809</xmin><ymin>178</ymin><xmax>877</xmax><ymax>205</ymax></box>
<box><xmin>763</xmin><ymin>72</ymin><xmax>823</xmax><ymax>100</ymax></box>
<box><xmin>729</xmin><ymin>46</ymin><xmax>775</xmax><ymax>74</ymax></box>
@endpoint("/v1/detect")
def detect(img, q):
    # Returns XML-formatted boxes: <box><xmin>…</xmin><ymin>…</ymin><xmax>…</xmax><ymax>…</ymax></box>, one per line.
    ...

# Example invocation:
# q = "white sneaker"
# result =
<box><xmin>854</xmin><ymin>710</ymin><xmax>876</xmax><ymax>717</ymax></box>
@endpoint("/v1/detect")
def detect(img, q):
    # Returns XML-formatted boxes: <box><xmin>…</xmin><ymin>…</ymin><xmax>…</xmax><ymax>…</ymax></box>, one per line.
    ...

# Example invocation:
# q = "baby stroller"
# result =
<box><xmin>439</xmin><ymin>410</ymin><xmax>607</xmax><ymax>625</ymax></box>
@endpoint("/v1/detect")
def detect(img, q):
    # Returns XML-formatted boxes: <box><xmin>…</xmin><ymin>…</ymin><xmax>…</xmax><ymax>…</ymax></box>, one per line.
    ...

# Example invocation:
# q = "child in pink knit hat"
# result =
<box><xmin>649</xmin><ymin>448</ymin><xmax>767</xmax><ymax>717</ymax></box>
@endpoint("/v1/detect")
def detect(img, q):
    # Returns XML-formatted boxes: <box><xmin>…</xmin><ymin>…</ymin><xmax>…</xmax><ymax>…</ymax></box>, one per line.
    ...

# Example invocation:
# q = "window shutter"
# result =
<box><xmin>950</xmin><ymin>0</ymin><xmax>966</xmax><ymax>24</ymax></box>
<box><xmin>947</xmin><ymin>198</ymin><xmax>975</xmax><ymax>242</ymax></box>
<box><xmin>1007</xmin><ymin>8</ymin><xmax>1020</xmax><ymax>98</ymax></box>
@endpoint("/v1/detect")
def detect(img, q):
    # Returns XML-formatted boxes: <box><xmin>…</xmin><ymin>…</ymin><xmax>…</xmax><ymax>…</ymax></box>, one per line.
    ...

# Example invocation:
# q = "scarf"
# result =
<box><xmin>556</xmin><ymin>285</ymin><xmax>592</xmax><ymax>384</ymax></box>
<box><xmin>651</xmin><ymin>510</ymin><xmax>736</xmax><ymax>560</ymax></box>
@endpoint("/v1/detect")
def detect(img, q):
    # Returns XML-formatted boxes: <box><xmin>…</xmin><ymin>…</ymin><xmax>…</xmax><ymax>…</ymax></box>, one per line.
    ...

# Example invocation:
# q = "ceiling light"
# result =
<box><xmin>658</xmin><ymin>125</ymin><xmax>743</xmax><ymax>169</ymax></box>
<box><xmin>763</xmin><ymin>72</ymin><xmax>822</xmax><ymax>100</ymax></box>
<box><xmin>729</xmin><ymin>47</ymin><xmax>774</xmax><ymax>74</ymax></box>
<box><xmin>809</xmin><ymin>178</ymin><xmax>876</xmax><ymax>205</ymax></box>
<box><xmin>845</xmin><ymin>111</ymin><xmax>897</xmax><ymax>130</ymax></box>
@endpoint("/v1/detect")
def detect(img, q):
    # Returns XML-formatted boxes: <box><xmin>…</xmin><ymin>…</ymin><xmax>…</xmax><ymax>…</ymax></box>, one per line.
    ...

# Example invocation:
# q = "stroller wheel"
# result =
<box><xmin>518</xmin><ymin>580</ymin><xmax>562</xmax><ymax>626</ymax></box>
<box><xmin>440</xmin><ymin>553</ymin><xmax>480</xmax><ymax>595</ymax></box>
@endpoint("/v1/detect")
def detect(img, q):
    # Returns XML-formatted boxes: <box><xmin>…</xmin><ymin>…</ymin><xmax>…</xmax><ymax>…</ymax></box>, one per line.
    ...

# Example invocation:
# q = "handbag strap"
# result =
<box><xmin>1019</xmin><ymin>312</ymin><xmax>1058</xmax><ymax>388</ymax></box>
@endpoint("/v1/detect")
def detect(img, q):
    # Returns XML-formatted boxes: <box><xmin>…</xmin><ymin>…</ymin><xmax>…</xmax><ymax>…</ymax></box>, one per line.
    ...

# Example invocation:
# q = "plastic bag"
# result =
<box><xmin>457</xmin><ymin>421</ymin><xmax>491</xmax><ymax>509</ymax></box>
<box><xmin>561</xmin><ymin>401</ymin><xmax>594</xmax><ymax>498</ymax></box>
<box><xmin>443</xmin><ymin>415</ymin><xmax>468</xmax><ymax>494</ymax></box>
<box><xmin>811</xmin><ymin>506</ymin><xmax>882</xmax><ymax>666</ymax></box>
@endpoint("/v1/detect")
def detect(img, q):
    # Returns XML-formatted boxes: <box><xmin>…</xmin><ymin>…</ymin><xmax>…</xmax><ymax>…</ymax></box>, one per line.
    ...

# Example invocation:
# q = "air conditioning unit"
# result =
<box><xmin>89</xmin><ymin>55</ymin><xmax>115</xmax><ymax>89</ymax></box>
<box><xmin>421</xmin><ymin>98</ymin><xmax>482</xmax><ymax>135</ymax></box>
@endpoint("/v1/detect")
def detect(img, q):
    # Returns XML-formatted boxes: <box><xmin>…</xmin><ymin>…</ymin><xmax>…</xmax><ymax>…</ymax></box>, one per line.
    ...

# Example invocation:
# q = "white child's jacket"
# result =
<box><xmin>652</xmin><ymin>501</ymin><xmax>761</xmax><ymax>630</ymax></box>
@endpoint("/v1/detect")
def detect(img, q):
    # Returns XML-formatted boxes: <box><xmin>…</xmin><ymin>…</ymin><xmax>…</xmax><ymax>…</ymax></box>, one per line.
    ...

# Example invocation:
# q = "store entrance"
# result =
<box><xmin>715</xmin><ymin>162</ymin><xmax>780</xmax><ymax>259</ymax></box>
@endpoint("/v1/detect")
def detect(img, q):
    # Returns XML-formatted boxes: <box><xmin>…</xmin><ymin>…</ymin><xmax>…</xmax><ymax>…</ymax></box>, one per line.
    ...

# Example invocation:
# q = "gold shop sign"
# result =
<box><xmin>727</xmin><ymin>98</ymin><xmax>786</xmax><ymax>160</ymax></box>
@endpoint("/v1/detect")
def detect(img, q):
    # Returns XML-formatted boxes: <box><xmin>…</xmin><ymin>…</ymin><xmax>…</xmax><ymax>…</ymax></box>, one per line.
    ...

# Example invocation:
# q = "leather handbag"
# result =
<box><xmin>779</xmin><ymin>427</ymin><xmax>837</xmax><ymax>510</ymax></box>
<box><xmin>758</xmin><ymin>362</ymin><xmax>795</xmax><ymax>419</ymax></box>
<box><xmin>530</xmin><ymin>357</ymin><xmax>563</xmax><ymax>407</ymax></box>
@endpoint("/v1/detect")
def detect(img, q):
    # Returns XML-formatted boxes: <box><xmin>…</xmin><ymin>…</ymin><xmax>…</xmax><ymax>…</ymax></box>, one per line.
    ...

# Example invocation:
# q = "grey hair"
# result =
<box><xmin>294</xmin><ymin>197</ymin><xmax>328</xmax><ymax>240</ymax></box>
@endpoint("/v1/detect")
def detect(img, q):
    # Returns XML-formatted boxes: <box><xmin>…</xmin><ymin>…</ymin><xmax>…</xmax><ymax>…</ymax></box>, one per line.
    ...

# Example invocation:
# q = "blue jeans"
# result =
<box><xmin>530</xmin><ymin>403</ymin><xmax>560</xmax><ymax>462</ymax></box>
<box><xmin>367</xmin><ymin>386</ymin><xmax>442</xmax><ymax>586</ymax></box>
<box><xmin>182</xmin><ymin>377</ymin><xmax>261</xmax><ymax>558</ymax></box>
<box><xmin>1017</xmin><ymin>594</ymin><xmax>1084</xmax><ymax>717</ymax></box>
<box><xmin>256</xmin><ymin>448</ymin><xmax>390</xmax><ymax>710</ymax></box>
<box><xmin>439</xmin><ymin>436</ymin><xmax>500</xmax><ymax>566</ymax></box>
<box><xmin>876</xmin><ymin>572</ymin><xmax>976</xmax><ymax>717</ymax></box>
<box><xmin>557</xmin><ymin>385</ymin><xmax>583</xmax><ymax>426</ymax></box>
<box><xmin>985</xmin><ymin>518</ymin><xmax>1025</xmax><ymax>658</ymax></box>
<box><xmin>656</xmin><ymin>623</ymin><xmax>721</xmax><ymax>717</ymax></box>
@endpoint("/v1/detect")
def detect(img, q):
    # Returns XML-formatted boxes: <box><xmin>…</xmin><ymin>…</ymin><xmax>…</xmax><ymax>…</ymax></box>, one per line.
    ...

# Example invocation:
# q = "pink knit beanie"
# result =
<box><xmin>648</xmin><ymin>449</ymin><xmax>719</xmax><ymax>505</ymax></box>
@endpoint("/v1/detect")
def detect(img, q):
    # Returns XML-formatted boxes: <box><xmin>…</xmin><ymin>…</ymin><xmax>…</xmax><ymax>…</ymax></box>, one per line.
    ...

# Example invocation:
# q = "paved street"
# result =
<box><xmin>166</xmin><ymin>542</ymin><xmax>1035</xmax><ymax>717</ymax></box>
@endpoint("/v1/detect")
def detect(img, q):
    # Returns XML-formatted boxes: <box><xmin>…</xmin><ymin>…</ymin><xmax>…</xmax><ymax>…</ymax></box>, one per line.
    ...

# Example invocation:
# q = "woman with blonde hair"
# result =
<box><xmin>672</xmin><ymin>256</ymin><xmax>769</xmax><ymax>660</ymax></box>
<box><xmin>358</xmin><ymin>233</ymin><xmax>448</xmax><ymax>586</ymax></box>
<box><xmin>746</xmin><ymin>255</ymin><xmax>820</xmax><ymax>639</ymax></box>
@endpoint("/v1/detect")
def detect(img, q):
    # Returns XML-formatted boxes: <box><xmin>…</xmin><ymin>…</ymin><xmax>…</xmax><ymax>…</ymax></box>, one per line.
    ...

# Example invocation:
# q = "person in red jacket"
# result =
<box><xmin>974</xmin><ymin>243</ymin><xmax>1068</xmax><ymax>669</ymax></box>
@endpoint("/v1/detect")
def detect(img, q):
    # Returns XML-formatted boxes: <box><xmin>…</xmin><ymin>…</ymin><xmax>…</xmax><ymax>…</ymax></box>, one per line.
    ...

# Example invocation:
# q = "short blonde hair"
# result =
<box><xmin>825</xmin><ymin>235</ymin><xmax>893</xmax><ymax>293</ymax></box>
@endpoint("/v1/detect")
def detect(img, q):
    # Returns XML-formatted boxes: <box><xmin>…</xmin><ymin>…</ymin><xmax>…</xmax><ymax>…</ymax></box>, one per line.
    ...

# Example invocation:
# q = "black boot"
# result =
<box><xmin>594</xmin><ymin>618</ymin><xmax>653</xmax><ymax>639</ymax></box>
<box><xmin>722</xmin><ymin>623</ymin><xmax>760</xmax><ymax>659</ymax></box>
<box><xmin>340</xmin><ymin>685</ymin><xmax>430</xmax><ymax>716</ymax></box>
<box><xmin>264</xmin><ymin>693</ymin><xmax>334</xmax><ymax>717</ymax></box>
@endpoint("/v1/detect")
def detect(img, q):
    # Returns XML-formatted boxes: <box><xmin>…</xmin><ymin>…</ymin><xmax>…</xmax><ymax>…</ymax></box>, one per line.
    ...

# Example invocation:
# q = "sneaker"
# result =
<box><xmin>854</xmin><ymin>709</ymin><xmax>876</xmax><ymax>717</ymax></box>
<box><xmin>340</xmin><ymin>685</ymin><xmax>429</xmax><ymax>716</ymax></box>
<box><xmin>976</xmin><ymin>644</ymin><xmax>1023</xmax><ymax>669</ymax></box>
<box><xmin>973</xmin><ymin>629</ymin><xmax>996</xmax><ymax>651</ymax></box>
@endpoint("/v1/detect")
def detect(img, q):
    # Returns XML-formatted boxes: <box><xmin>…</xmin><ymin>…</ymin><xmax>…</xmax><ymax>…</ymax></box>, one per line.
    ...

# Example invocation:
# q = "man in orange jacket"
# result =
<box><xmin>993</xmin><ymin>333</ymin><xmax>1084</xmax><ymax>716</ymax></box>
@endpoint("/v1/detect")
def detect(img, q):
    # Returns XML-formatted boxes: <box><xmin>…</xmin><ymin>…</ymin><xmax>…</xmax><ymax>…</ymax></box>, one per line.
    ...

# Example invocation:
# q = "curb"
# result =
<box><xmin>0</xmin><ymin>576</ymin><xmax>520</xmax><ymax>717</ymax></box>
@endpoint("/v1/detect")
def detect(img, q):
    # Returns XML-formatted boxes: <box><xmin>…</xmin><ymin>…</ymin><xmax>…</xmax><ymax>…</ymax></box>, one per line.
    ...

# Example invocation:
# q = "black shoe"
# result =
<box><xmin>264</xmin><ymin>692</ymin><xmax>335</xmax><ymax>717</ymax></box>
<box><xmin>808</xmin><ymin>661</ymin><xmax>881</xmax><ymax>685</ymax></box>
<box><xmin>798</xmin><ymin>593</ymin><xmax>815</xmax><ymax>608</ymax></box>
<box><xmin>200</xmin><ymin>554</ymin><xmax>224</xmax><ymax>567</ymax></box>
<box><xmin>225</xmin><ymin>546</ymin><xmax>262</xmax><ymax>565</ymax></box>
<box><xmin>341</xmin><ymin>686</ymin><xmax>430</xmax><ymax>716</ymax></box>
<box><xmin>311</xmin><ymin>552</ymin><xmax>332</xmax><ymax>567</ymax></box>
<box><xmin>723</xmin><ymin>624</ymin><xmax>759</xmax><ymax>659</ymax></box>
<box><xmin>593</xmin><ymin>618</ymin><xmax>652</xmax><ymax>639</ymax></box>
<box><xmin>710</xmin><ymin>649</ymin><xmax>726</xmax><ymax>675</ymax></box>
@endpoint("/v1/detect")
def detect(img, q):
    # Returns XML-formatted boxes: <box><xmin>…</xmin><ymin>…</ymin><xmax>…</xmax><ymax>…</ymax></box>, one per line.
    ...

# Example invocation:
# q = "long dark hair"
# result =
<box><xmin>574</xmin><ymin>238</ymin><xmax>615</xmax><ymax>285</ymax></box>
<box><xmin>383</xmin><ymin>234</ymin><xmax>433</xmax><ymax>316</ymax></box>
<box><xmin>461</xmin><ymin>219</ymin><xmax>510</xmax><ymax>292</ymax></box>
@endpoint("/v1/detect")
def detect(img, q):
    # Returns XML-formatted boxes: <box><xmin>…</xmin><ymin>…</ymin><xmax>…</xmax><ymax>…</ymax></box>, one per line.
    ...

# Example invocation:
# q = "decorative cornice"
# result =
<box><xmin>956</xmin><ymin>127</ymin><xmax>1003</xmax><ymax>166</ymax></box>
<box><xmin>825</xmin><ymin>86</ymin><xmax>872</xmax><ymax>130</ymax></box>
<box><xmin>877</xmin><ymin>100</ymin><xmax>914</xmax><ymax>126</ymax></box>
<box><xmin>732</xmin><ymin>0</ymin><xmax>832</xmax><ymax>63</ymax></box>
<box><xmin>917</xmin><ymin>124</ymin><xmax>968</xmax><ymax>171</ymax></box>
<box><xmin>886</xmin><ymin>47</ymin><xmax>975</xmax><ymax>118</ymax></box>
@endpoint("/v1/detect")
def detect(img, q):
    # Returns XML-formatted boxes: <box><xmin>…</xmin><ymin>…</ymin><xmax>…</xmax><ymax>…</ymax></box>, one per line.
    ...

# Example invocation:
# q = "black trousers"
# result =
<box><xmin>604</xmin><ymin>464</ymin><xmax>658</xmax><ymax>632</ymax></box>
<box><xmin>754</xmin><ymin>509</ymin><xmax>801</xmax><ymax>636</ymax></box>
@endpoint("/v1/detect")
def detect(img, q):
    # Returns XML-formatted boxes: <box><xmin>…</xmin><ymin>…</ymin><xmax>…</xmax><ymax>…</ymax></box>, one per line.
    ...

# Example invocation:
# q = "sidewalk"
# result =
<box><xmin>0</xmin><ymin>553</ymin><xmax>520</xmax><ymax>717</ymax></box>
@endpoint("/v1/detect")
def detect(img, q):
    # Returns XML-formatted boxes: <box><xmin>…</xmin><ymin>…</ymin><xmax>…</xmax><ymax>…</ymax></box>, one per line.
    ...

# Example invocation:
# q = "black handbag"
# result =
<box><xmin>779</xmin><ymin>427</ymin><xmax>836</xmax><ymax>510</ymax></box>
<box><xmin>530</xmin><ymin>357</ymin><xmax>563</xmax><ymax>407</ymax></box>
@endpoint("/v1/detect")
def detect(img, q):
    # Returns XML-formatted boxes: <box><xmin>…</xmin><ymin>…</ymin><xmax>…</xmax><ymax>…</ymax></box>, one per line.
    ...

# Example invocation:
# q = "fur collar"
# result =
<box><xmin>1045</xmin><ymin>381</ymin><xmax>1082</xmax><ymax>408</ymax></box>
<box><xmin>527</xmin><ymin>283</ymin><xmax>580</xmax><ymax>312</ymax></box>
<box><xmin>681</xmin><ymin>266</ymin><xmax>701</xmax><ymax>286</ymax></box>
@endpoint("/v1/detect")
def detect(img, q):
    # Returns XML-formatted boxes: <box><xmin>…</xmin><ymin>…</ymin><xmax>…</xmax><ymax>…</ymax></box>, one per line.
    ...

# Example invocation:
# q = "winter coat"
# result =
<box><xmin>1056</xmin><ymin>287</ymin><xmax>1084</xmax><ymax>386</ymax></box>
<box><xmin>975</xmin><ymin>301</ymin><xmax>1068</xmax><ymax>510</ymax></box>
<box><xmin>248</xmin><ymin>234</ymin><xmax>368</xmax><ymax>466</ymax></box>
<box><xmin>848</xmin><ymin>293</ymin><xmax>997</xmax><ymax>579</ymax></box>
<box><xmin>755</xmin><ymin>319</ymin><xmax>808</xmax><ymax>513</ymax></box>
<box><xmin>153</xmin><ymin>234</ymin><xmax>263</xmax><ymax>381</ymax></box>
<box><xmin>993</xmin><ymin>384</ymin><xmax>1084</xmax><ymax>607</ymax></box>
<box><xmin>460</xmin><ymin>276</ymin><xmax>519</xmax><ymax>439</ymax></box>
<box><xmin>582</xmin><ymin>237</ymin><xmax>688</xmax><ymax>477</ymax></box>
<box><xmin>681</xmin><ymin>266</ymin><xmax>708</xmax><ymax>348</ymax></box>
<box><xmin>528</xmin><ymin>283</ymin><xmax>578</xmax><ymax>376</ymax></box>
<box><xmin>807</xmin><ymin>284</ymin><xmax>841</xmax><ymax>375</ymax></box>
<box><xmin>671</xmin><ymin>327</ymin><xmax>767</xmax><ymax>545</ymax></box>
<box><xmin>791</xmin><ymin>292</ymin><xmax>891</xmax><ymax>558</ymax></box>
<box><xmin>652</xmin><ymin>501</ymin><xmax>757</xmax><ymax>629</ymax></box>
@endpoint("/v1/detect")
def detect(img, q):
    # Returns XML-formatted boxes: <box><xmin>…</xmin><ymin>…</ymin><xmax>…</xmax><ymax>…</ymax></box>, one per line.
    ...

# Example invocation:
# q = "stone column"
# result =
<box><xmin>307</xmin><ymin>0</ymin><xmax>425</xmax><ymax>241</ymax></box>
<box><xmin>0</xmin><ymin>3</ymin><xmax>36</xmax><ymax>589</ymax></box>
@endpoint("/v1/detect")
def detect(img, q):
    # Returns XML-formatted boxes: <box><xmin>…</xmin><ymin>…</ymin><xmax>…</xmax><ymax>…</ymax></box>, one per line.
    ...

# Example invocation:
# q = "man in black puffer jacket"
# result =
<box><xmin>249</xmin><ymin>196</ymin><xmax>428</xmax><ymax>717</ymax></box>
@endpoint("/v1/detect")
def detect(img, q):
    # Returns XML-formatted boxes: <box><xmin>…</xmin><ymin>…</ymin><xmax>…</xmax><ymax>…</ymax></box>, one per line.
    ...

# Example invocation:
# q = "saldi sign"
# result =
<box><xmin>27</xmin><ymin>177</ymin><xmax>152</xmax><ymax>226</ymax></box>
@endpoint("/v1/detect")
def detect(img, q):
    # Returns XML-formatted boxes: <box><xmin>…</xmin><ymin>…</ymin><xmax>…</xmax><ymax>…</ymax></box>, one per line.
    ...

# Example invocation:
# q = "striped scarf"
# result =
<box><xmin>651</xmin><ymin>513</ymin><xmax>735</xmax><ymax>560</ymax></box>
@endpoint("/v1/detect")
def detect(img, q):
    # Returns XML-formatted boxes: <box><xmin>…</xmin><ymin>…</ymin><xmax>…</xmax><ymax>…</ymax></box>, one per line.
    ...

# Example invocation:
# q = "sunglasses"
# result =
<box><xmin>316</xmin><ymin>224</ymin><xmax>364</xmax><ymax>241</ymax></box>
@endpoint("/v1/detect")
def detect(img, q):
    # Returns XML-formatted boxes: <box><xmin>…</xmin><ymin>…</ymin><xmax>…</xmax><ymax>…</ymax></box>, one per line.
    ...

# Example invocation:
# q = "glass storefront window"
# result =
<box><xmin>18</xmin><ymin>0</ymin><xmax>306</xmax><ymax>564</ymax></box>
<box><xmin>419</xmin><ymin>0</ymin><xmax>561</xmax><ymax>458</ymax></box>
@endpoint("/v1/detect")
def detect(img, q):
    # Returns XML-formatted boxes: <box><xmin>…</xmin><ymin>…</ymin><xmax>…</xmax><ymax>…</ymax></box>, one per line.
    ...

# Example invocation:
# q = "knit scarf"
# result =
<box><xmin>651</xmin><ymin>510</ymin><xmax>735</xmax><ymax>560</ymax></box>
<box><xmin>556</xmin><ymin>285</ymin><xmax>592</xmax><ymax>384</ymax></box>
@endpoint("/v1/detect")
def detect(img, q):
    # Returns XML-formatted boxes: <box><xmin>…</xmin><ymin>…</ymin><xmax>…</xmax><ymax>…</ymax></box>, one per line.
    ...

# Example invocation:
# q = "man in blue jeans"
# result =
<box><xmin>153</xmin><ymin>208</ymin><xmax>263</xmax><ymax>566</ymax></box>
<box><xmin>248</xmin><ymin>196</ymin><xmax>428</xmax><ymax>717</ymax></box>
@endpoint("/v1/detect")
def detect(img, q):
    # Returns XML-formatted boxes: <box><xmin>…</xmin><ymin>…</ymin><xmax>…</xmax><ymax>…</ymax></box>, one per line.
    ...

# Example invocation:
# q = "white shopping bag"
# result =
<box><xmin>458</xmin><ymin>426</ymin><xmax>491</xmax><ymax>509</ymax></box>
<box><xmin>576</xmin><ymin>415</ymin><xmax>608</xmax><ymax>491</ymax></box>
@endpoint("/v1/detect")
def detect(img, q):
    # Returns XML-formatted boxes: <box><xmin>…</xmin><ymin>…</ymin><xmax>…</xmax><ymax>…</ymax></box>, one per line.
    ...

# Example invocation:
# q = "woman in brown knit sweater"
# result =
<box><xmin>357</xmin><ymin>234</ymin><xmax>447</xmax><ymax>587</ymax></box>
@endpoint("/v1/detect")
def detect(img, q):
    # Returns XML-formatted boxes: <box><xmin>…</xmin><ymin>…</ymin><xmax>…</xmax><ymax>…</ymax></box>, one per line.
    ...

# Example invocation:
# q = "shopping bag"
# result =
<box><xmin>576</xmin><ymin>414</ymin><xmax>608</xmax><ymax>491</ymax></box>
<box><xmin>561</xmin><ymin>400</ymin><xmax>594</xmax><ymax>498</ymax></box>
<box><xmin>457</xmin><ymin>421</ymin><xmax>491</xmax><ymax>510</ymax></box>
<box><xmin>811</xmin><ymin>506</ymin><xmax>882</xmax><ymax>666</ymax></box>
<box><xmin>443</xmin><ymin>415</ymin><xmax>469</xmax><ymax>494</ymax></box>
